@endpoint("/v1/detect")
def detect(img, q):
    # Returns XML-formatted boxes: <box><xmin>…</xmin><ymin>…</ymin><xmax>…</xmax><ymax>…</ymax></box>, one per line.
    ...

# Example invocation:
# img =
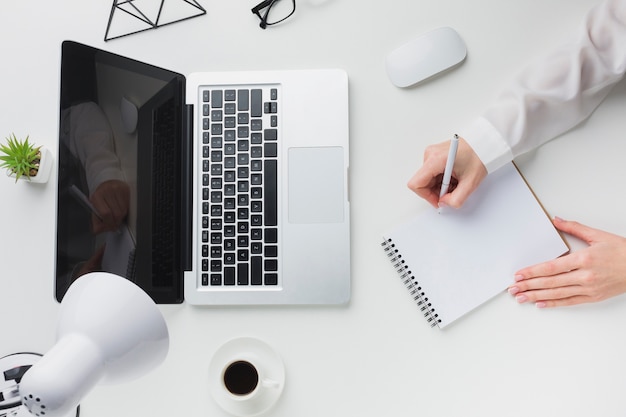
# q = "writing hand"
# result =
<box><xmin>509</xmin><ymin>217</ymin><xmax>626</xmax><ymax>308</ymax></box>
<box><xmin>407</xmin><ymin>137</ymin><xmax>487</xmax><ymax>209</ymax></box>
<box><xmin>89</xmin><ymin>179</ymin><xmax>130</xmax><ymax>234</ymax></box>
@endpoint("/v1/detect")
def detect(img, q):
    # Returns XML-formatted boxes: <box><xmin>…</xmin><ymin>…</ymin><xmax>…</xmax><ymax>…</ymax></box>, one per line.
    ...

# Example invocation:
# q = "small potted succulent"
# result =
<box><xmin>0</xmin><ymin>134</ymin><xmax>52</xmax><ymax>183</ymax></box>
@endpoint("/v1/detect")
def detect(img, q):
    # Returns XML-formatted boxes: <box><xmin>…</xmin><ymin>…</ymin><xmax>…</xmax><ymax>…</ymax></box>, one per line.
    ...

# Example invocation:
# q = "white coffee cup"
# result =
<box><xmin>221</xmin><ymin>359</ymin><xmax>280</xmax><ymax>400</ymax></box>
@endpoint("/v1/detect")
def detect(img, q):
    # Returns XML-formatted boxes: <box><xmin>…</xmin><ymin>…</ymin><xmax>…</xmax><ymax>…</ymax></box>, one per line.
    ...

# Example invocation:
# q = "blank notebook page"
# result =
<box><xmin>383</xmin><ymin>162</ymin><xmax>569</xmax><ymax>329</ymax></box>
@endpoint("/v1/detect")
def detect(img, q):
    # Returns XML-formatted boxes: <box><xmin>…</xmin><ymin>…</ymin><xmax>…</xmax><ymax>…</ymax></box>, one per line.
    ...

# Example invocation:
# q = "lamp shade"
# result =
<box><xmin>19</xmin><ymin>272</ymin><xmax>169</xmax><ymax>417</ymax></box>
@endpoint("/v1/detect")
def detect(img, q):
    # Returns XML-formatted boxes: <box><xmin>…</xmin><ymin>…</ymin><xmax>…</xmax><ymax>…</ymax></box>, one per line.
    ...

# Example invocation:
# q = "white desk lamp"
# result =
<box><xmin>14</xmin><ymin>272</ymin><xmax>169</xmax><ymax>417</ymax></box>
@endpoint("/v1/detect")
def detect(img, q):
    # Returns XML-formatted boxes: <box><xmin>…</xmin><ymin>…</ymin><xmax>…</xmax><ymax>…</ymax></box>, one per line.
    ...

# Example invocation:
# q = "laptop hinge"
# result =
<box><xmin>181</xmin><ymin>104</ymin><xmax>194</xmax><ymax>272</ymax></box>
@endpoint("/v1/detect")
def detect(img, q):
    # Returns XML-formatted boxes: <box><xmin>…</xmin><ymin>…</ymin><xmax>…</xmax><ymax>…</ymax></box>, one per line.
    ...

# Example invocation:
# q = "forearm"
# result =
<box><xmin>462</xmin><ymin>0</ymin><xmax>626</xmax><ymax>173</ymax></box>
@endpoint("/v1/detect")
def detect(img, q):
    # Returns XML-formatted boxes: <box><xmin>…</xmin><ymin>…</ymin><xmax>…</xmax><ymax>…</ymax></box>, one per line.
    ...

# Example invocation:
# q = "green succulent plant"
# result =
<box><xmin>0</xmin><ymin>134</ymin><xmax>42</xmax><ymax>182</ymax></box>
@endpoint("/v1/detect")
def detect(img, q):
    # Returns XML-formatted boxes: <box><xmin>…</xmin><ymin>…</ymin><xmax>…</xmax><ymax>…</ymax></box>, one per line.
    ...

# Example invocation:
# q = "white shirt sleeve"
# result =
<box><xmin>63</xmin><ymin>102</ymin><xmax>125</xmax><ymax>194</ymax></box>
<box><xmin>460</xmin><ymin>0</ymin><xmax>626</xmax><ymax>173</ymax></box>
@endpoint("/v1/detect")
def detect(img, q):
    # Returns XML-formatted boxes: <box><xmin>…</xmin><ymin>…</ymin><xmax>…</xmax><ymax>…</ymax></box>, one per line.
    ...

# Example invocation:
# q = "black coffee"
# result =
<box><xmin>223</xmin><ymin>361</ymin><xmax>259</xmax><ymax>396</ymax></box>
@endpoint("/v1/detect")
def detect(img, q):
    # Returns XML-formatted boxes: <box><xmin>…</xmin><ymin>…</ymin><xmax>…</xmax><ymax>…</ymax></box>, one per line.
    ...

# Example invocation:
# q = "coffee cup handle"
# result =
<box><xmin>261</xmin><ymin>378</ymin><xmax>280</xmax><ymax>389</ymax></box>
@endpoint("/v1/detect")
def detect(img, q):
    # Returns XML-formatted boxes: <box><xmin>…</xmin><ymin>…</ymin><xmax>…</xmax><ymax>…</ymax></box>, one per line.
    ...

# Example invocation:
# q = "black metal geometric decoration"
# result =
<box><xmin>105</xmin><ymin>0</ymin><xmax>206</xmax><ymax>41</ymax></box>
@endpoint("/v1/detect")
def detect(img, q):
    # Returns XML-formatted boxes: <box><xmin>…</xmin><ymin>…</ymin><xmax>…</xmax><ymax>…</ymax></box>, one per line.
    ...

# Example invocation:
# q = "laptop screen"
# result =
<box><xmin>55</xmin><ymin>41</ymin><xmax>188</xmax><ymax>303</ymax></box>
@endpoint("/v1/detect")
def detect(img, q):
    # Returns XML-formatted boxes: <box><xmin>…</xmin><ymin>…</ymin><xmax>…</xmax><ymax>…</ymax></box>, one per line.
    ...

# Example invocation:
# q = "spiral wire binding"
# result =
<box><xmin>381</xmin><ymin>239</ymin><xmax>441</xmax><ymax>327</ymax></box>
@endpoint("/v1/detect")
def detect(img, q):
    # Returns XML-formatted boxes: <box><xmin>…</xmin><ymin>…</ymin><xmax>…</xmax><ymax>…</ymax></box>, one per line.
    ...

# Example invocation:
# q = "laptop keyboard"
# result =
<box><xmin>199</xmin><ymin>86</ymin><xmax>279</xmax><ymax>287</ymax></box>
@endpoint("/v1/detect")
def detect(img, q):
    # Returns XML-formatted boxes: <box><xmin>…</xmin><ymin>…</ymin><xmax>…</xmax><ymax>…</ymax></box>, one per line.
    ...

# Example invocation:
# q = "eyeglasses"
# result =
<box><xmin>251</xmin><ymin>0</ymin><xmax>296</xmax><ymax>29</ymax></box>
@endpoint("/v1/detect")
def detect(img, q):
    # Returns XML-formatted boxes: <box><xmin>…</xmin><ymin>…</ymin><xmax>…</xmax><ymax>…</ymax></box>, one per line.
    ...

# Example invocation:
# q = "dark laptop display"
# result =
<box><xmin>55</xmin><ymin>41</ymin><xmax>189</xmax><ymax>303</ymax></box>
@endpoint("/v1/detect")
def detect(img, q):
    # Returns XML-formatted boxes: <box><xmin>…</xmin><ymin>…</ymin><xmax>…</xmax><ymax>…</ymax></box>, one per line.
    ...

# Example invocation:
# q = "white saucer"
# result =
<box><xmin>208</xmin><ymin>337</ymin><xmax>285</xmax><ymax>417</ymax></box>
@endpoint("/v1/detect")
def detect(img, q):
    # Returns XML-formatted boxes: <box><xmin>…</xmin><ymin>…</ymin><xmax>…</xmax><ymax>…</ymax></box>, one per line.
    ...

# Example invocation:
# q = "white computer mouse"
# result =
<box><xmin>385</xmin><ymin>27</ymin><xmax>467</xmax><ymax>88</ymax></box>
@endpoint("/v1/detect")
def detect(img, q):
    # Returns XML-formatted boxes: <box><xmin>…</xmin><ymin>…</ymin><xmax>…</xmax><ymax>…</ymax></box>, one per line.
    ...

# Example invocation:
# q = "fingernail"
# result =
<box><xmin>536</xmin><ymin>302</ymin><xmax>547</xmax><ymax>308</ymax></box>
<box><xmin>515</xmin><ymin>294</ymin><xmax>528</xmax><ymax>303</ymax></box>
<box><xmin>554</xmin><ymin>216</ymin><xmax>564</xmax><ymax>222</ymax></box>
<box><xmin>508</xmin><ymin>286</ymin><xmax>519</xmax><ymax>295</ymax></box>
<box><xmin>514</xmin><ymin>274</ymin><xmax>524</xmax><ymax>282</ymax></box>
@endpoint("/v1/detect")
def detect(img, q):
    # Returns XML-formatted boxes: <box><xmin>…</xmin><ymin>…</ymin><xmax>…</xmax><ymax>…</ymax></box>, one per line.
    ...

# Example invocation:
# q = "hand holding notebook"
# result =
<box><xmin>382</xmin><ymin>162</ymin><xmax>569</xmax><ymax>328</ymax></box>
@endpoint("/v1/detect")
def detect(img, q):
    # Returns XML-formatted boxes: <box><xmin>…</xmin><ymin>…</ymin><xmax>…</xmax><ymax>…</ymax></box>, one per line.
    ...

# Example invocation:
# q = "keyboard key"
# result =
<box><xmin>237</xmin><ymin>263</ymin><xmax>249</xmax><ymax>285</ymax></box>
<box><xmin>224</xmin><ymin>267</ymin><xmax>236</xmax><ymax>285</ymax></box>
<box><xmin>251</xmin><ymin>229</ymin><xmax>262</xmax><ymax>240</ymax></box>
<box><xmin>265</xmin><ymin>245</ymin><xmax>278</xmax><ymax>257</ymax></box>
<box><xmin>225</xmin><ymin>157</ymin><xmax>236</xmax><ymax>168</ymax></box>
<box><xmin>251</xmin><ymin>89</ymin><xmax>263</xmax><ymax>117</ymax></box>
<box><xmin>237</xmin><ymin>166</ymin><xmax>249</xmax><ymax>178</ymax></box>
<box><xmin>264</xmin><ymin>129</ymin><xmax>277</xmax><ymax>140</ymax></box>
<box><xmin>211</xmin><ymin>90</ymin><xmax>223</xmax><ymax>107</ymax></box>
<box><xmin>224</xmin><ymin>198</ymin><xmax>236</xmax><ymax>209</ymax></box>
<box><xmin>211</xmin><ymin>109</ymin><xmax>223</xmax><ymax>121</ymax></box>
<box><xmin>251</xmin><ymin>132</ymin><xmax>262</xmax><ymax>144</ymax></box>
<box><xmin>251</xmin><ymin>256</ymin><xmax>262</xmax><ymax>285</ymax></box>
<box><xmin>238</xmin><ymin>126</ymin><xmax>249</xmax><ymax>138</ymax></box>
<box><xmin>225</xmin><ymin>116</ymin><xmax>236</xmax><ymax>128</ymax></box>
<box><xmin>251</xmin><ymin>242</ymin><xmax>262</xmax><ymax>254</ymax></box>
<box><xmin>238</xmin><ymin>113</ymin><xmax>249</xmax><ymax>124</ymax></box>
<box><xmin>265</xmin><ymin>273</ymin><xmax>278</xmax><ymax>285</ymax></box>
<box><xmin>265</xmin><ymin>259</ymin><xmax>278</xmax><ymax>271</ymax></box>
<box><xmin>225</xmin><ymin>102</ymin><xmax>236</xmax><ymax>114</ymax></box>
<box><xmin>225</xmin><ymin>252</ymin><xmax>236</xmax><ymax>265</ymax></box>
<box><xmin>211</xmin><ymin>191</ymin><xmax>222</xmax><ymax>203</ymax></box>
<box><xmin>265</xmin><ymin>228</ymin><xmax>278</xmax><ymax>243</ymax></box>
<box><xmin>265</xmin><ymin>160</ymin><xmax>278</xmax><ymax>226</ymax></box>
<box><xmin>265</xmin><ymin>143</ymin><xmax>277</xmax><ymax>157</ymax></box>
<box><xmin>225</xmin><ymin>89</ymin><xmax>236</xmax><ymax>101</ymax></box>
<box><xmin>238</xmin><ymin>89</ymin><xmax>249</xmax><ymax>111</ymax></box>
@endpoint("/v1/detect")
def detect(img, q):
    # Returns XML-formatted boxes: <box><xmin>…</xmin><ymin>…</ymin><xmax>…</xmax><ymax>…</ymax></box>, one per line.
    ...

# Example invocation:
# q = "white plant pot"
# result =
<box><xmin>6</xmin><ymin>146</ymin><xmax>53</xmax><ymax>184</ymax></box>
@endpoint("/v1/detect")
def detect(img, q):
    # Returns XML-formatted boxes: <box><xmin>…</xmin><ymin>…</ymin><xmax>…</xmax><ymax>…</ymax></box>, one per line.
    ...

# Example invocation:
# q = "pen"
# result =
<box><xmin>439</xmin><ymin>134</ymin><xmax>459</xmax><ymax>204</ymax></box>
<box><xmin>69</xmin><ymin>184</ymin><xmax>104</xmax><ymax>221</ymax></box>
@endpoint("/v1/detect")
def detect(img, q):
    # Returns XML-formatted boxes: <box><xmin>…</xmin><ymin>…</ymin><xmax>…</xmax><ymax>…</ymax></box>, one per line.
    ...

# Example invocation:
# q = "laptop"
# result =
<box><xmin>55</xmin><ymin>40</ymin><xmax>351</xmax><ymax>305</ymax></box>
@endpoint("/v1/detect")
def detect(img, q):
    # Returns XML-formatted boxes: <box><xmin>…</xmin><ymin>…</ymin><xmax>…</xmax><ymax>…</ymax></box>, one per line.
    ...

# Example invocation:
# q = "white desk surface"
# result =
<box><xmin>2</xmin><ymin>1</ymin><xmax>626</xmax><ymax>416</ymax></box>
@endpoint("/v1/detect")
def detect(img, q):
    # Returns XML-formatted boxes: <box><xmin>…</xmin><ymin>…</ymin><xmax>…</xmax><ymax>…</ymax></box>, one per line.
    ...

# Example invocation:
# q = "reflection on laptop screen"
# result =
<box><xmin>55</xmin><ymin>41</ymin><xmax>188</xmax><ymax>303</ymax></box>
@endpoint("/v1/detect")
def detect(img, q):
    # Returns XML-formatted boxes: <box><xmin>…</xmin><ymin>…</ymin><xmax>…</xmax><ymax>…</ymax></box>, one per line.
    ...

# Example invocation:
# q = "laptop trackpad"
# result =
<box><xmin>288</xmin><ymin>147</ymin><xmax>345</xmax><ymax>224</ymax></box>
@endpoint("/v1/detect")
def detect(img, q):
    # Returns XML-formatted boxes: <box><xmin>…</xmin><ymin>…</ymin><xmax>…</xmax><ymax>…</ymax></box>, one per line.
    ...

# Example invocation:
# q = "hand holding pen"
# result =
<box><xmin>407</xmin><ymin>135</ymin><xmax>488</xmax><ymax>209</ymax></box>
<box><xmin>70</xmin><ymin>181</ymin><xmax>130</xmax><ymax>234</ymax></box>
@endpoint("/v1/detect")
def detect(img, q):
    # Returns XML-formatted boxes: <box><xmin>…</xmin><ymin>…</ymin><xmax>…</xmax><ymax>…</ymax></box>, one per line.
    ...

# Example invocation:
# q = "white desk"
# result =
<box><xmin>2</xmin><ymin>1</ymin><xmax>626</xmax><ymax>416</ymax></box>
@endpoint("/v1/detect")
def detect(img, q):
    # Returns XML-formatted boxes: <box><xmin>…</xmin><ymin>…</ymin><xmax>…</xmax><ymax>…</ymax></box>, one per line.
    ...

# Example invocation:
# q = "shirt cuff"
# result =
<box><xmin>459</xmin><ymin>117</ymin><xmax>514</xmax><ymax>174</ymax></box>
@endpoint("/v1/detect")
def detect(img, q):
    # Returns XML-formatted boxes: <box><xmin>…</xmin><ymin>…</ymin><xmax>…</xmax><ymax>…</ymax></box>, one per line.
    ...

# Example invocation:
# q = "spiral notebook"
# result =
<box><xmin>381</xmin><ymin>163</ymin><xmax>569</xmax><ymax>329</ymax></box>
